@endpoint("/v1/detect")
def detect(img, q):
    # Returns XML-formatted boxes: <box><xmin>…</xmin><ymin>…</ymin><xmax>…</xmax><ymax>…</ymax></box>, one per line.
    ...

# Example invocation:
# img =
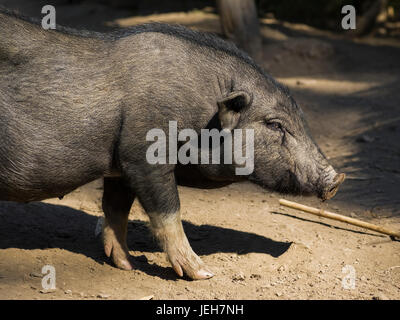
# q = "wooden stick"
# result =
<box><xmin>279</xmin><ymin>199</ymin><xmax>400</xmax><ymax>239</ymax></box>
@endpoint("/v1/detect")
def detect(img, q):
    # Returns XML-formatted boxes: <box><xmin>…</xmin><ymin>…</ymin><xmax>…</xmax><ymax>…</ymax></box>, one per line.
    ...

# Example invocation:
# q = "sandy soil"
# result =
<box><xmin>0</xmin><ymin>2</ymin><xmax>399</xmax><ymax>300</ymax></box>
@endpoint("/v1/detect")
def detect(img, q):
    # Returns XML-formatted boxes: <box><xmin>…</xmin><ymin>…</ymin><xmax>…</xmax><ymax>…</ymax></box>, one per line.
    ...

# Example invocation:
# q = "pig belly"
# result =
<box><xmin>0</xmin><ymin>144</ymin><xmax>111</xmax><ymax>202</ymax></box>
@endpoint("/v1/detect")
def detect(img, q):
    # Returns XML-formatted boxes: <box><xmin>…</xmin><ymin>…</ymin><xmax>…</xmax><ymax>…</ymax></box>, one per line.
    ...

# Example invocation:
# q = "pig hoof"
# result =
<box><xmin>194</xmin><ymin>269</ymin><xmax>215</xmax><ymax>280</ymax></box>
<box><xmin>105</xmin><ymin>245</ymin><xmax>133</xmax><ymax>271</ymax></box>
<box><xmin>168</xmin><ymin>249</ymin><xmax>214</xmax><ymax>280</ymax></box>
<box><xmin>104</xmin><ymin>243</ymin><xmax>133</xmax><ymax>271</ymax></box>
<box><xmin>103</xmin><ymin>229</ymin><xmax>132</xmax><ymax>271</ymax></box>
<box><xmin>113</xmin><ymin>255</ymin><xmax>133</xmax><ymax>271</ymax></box>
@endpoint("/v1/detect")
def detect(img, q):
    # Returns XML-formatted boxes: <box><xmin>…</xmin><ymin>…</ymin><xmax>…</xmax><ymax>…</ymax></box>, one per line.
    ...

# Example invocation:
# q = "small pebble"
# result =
<box><xmin>356</xmin><ymin>135</ymin><xmax>374</xmax><ymax>143</ymax></box>
<box><xmin>30</xmin><ymin>272</ymin><xmax>43</xmax><ymax>278</ymax></box>
<box><xmin>372</xmin><ymin>293</ymin><xmax>389</xmax><ymax>300</ymax></box>
<box><xmin>139</xmin><ymin>295</ymin><xmax>154</xmax><ymax>300</ymax></box>
<box><xmin>40</xmin><ymin>289</ymin><xmax>56</xmax><ymax>294</ymax></box>
<box><xmin>360</xmin><ymin>275</ymin><xmax>367</xmax><ymax>282</ymax></box>
<box><xmin>277</xmin><ymin>265</ymin><xmax>286</xmax><ymax>273</ymax></box>
<box><xmin>232</xmin><ymin>272</ymin><xmax>246</xmax><ymax>282</ymax></box>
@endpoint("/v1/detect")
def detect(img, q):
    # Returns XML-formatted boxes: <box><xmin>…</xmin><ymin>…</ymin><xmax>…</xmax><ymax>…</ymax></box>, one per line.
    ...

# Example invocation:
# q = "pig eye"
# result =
<box><xmin>265</xmin><ymin>121</ymin><xmax>283</xmax><ymax>132</ymax></box>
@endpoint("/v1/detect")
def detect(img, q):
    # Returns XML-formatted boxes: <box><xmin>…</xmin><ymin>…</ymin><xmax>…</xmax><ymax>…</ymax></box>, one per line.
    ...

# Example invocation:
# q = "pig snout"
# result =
<box><xmin>319</xmin><ymin>172</ymin><xmax>346</xmax><ymax>201</ymax></box>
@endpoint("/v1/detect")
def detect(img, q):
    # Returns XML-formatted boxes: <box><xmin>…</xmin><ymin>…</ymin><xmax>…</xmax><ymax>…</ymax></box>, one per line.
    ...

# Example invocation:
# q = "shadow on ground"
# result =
<box><xmin>271</xmin><ymin>211</ymin><xmax>385</xmax><ymax>238</ymax></box>
<box><xmin>0</xmin><ymin>201</ymin><xmax>291</xmax><ymax>280</ymax></box>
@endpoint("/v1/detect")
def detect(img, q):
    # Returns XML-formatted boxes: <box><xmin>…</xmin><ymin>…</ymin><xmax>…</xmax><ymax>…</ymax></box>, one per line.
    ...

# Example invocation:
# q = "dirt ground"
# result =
<box><xmin>0</xmin><ymin>1</ymin><xmax>399</xmax><ymax>300</ymax></box>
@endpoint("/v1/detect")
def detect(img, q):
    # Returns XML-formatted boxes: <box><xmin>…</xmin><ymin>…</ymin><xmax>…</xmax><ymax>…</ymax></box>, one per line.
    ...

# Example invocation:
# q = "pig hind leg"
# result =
<box><xmin>102</xmin><ymin>177</ymin><xmax>135</xmax><ymax>270</ymax></box>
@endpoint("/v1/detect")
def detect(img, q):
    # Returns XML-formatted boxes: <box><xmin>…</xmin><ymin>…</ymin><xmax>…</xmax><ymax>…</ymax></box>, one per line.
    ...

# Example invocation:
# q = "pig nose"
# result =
<box><xmin>321</xmin><ymin>173</ymin><xmax>346</xmax><ymax>201</ymax></box>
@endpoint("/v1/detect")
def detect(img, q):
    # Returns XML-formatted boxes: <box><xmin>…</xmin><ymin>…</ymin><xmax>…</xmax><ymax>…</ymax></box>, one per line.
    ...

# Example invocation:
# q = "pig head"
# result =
<box><xmin>198</xmin><ymin>75</ymin><xmax>345</xmax><ymax>201</ymax></box>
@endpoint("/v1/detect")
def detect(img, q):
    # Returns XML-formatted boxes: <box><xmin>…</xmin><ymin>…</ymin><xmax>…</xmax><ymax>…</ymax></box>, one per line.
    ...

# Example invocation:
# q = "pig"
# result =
<box><xmin>0</xmin><ymin>7</ymin><xmax>345</xmax><ymax>280</ymax></box>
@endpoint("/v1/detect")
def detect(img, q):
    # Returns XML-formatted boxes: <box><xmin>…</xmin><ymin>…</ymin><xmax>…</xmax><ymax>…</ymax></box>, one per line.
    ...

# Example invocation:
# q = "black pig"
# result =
<box><xmin>0</xmin><ymin>8</ymin><xmax>345</xmax><ymax>280</ymax></box>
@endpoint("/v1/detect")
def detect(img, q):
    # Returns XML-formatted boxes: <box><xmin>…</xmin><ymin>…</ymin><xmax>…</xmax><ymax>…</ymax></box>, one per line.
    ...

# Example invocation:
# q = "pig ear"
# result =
<box><xmin>217</xmin><ymin>91</ymin><xmax>251</xmax><ymax>131</ymax></box>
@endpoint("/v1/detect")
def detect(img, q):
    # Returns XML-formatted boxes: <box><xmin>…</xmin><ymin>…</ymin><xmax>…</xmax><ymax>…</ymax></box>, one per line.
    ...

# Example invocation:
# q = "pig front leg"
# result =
<box><xmin>149</xmin><ymin>210</ymin><xmax>214</xmax><ymax>280</ymax></box>
<box><xmin>102</xmin><ymin>177</ymin><xmax>135</xmax><ymax>270</ymax></box>
<box><xmin>129</xmin><ymin>169</ymin><xmax>214</xmax><ymax>280</ymax></box>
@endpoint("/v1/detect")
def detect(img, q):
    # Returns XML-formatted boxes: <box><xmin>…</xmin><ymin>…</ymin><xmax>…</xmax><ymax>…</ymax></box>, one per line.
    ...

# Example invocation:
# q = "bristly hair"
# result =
<box><xmin>113</xmin><ymin>23</ymin><xmax>291</xmax><ymax>97</ymax></box>
<box><xmin>0</xmin><ymin>5</ymin><xmax>290</xmax><ymax>97</ymax></box>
